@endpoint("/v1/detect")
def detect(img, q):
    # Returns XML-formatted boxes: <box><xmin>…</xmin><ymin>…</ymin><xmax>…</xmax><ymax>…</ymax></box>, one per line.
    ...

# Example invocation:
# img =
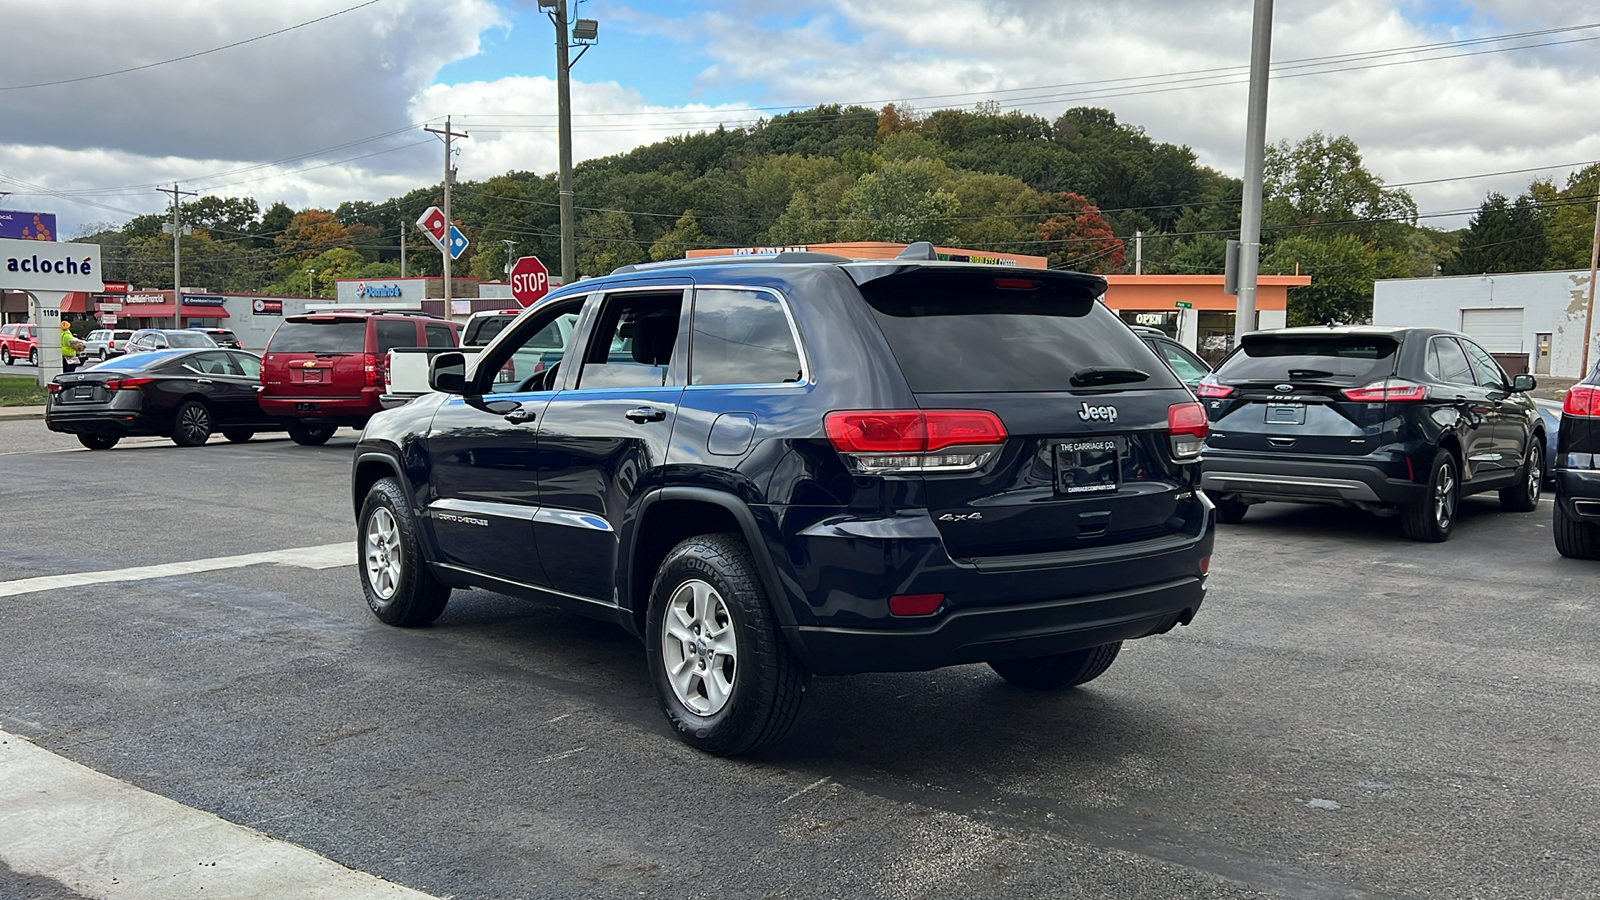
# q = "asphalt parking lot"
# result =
<box><xmin>1</xmin><ymin>418</ymin><xmax>1596</xmax><ymax>900</ymax></box>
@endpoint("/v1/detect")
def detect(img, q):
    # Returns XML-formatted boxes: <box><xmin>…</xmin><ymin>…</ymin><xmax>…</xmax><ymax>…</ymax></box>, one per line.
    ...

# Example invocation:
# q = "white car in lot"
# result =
<box><xmin>82</xmin><ymin>329</ymin><xmax>136</xmax><ymax>361</ymax></box>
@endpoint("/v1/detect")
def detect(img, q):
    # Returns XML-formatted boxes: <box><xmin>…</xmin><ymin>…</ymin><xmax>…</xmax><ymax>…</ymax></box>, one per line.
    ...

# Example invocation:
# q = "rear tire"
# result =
<box><xmin>359</xmin><ymin>477</ymin><xmax>451</xmax><ymax>626</ymax></box>
<box><xmin>77</xmin><ymin>434</ymin><xmax>119</xmax><ymax>450</ymax></box>
<box><xmin>1498</xmin><ymin>439</ymin><xmax>1542</xmax><ymax>512</ymax></box>
<box><xmin>1554</xmin><ymin>502</ymin><xmax>1600</xmax><ymax>560</ymax></box>
<box><xmin>287</xmin><ymin>423</ymin><xmax>335</xmax><ymax>446</ymax></box>
<box><xmin>170</xmin><ymin>400</ymin><xmax>212</xmax><ymax>446</ymax></box>
<box><xmin>989</xmin><ymin>642</ymin><xmax>1122</xmax><ymax>690</ymax></box>
<box><xmin>1214</xmin><ymin>498</ymin><xmax>1250</xmax><ymax>524</ymax></box>
<box><xmin>222</xmin><ymin>429</ymin><xmax>254</xmax><ymax>443</ymax></box>
<box><xmin>1402</xmin><ymin>450</ymin><xmax>1458</xmax><ymax>542</ymax></box>
<box><xmin>646</xmin><ymin>533</ymin><xmax>807</xmax><ymax>756</ymax></box>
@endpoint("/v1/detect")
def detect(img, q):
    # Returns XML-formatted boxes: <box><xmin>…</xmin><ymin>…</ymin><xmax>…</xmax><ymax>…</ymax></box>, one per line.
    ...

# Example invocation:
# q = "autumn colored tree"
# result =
<box><xmin>275</xmin><ymin>210</ymin><xmax>352</xmax><ymax>262</ymax></box>
<box><xmin>1038</xmin><ymin>193</ymin><xmax>1123</xmax><ymax>272</ymax></box>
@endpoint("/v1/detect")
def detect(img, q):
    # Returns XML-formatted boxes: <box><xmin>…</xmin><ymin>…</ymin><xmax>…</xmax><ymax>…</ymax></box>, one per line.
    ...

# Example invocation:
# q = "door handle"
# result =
<box><xmin>625</xmin><ymin>406</ymin><xmax>666</xmax><ymax>423</ymax></box>
<box><xmin>196</xmin><ymin>378</ymin><xmax>214</xmax><ymax>384</ymax></box>
<box><xmin>503</xmin><ymin>407</ymin><xmax>536</xmax><ymax>424</ymax></box>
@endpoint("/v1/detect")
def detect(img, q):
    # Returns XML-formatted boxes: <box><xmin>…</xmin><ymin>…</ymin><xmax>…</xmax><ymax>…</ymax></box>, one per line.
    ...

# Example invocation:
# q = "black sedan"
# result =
<box><xmin>45</xmin><ymin>349</ymin><xmax>287</xmax><ymax>450</ymax></box>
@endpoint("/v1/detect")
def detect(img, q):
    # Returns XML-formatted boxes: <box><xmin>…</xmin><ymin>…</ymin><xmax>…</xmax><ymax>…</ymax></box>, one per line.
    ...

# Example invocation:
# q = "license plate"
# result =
<box><xmin>303</xmin><ymin>370</ymin><xmax>323</xmax><ymax>383</ymax></box>
<box><xmin>73</xmin><ymin>386</ymin><xmax>92</xmax><ymax>399</ymax></box>
<box><xmin>295</xmin><ymin>402</ymin><xmax>320</xmax><ymax>412</ymax></box>
<box><xmin>1266</xmin><ymin>404</ymin><xmax>1305</xmax><ymax>425</ymax></box>
<box><xmin>1056</xmin><ymin>440</ymin><xmax>1120</xmax><ymax>495</ymax></box>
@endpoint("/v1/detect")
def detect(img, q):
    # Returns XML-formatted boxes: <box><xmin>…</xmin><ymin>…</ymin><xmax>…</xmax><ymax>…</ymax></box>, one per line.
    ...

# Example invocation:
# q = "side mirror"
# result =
<box><xmin>1511</xmin><ymin>374</ymin><xmax>1537</xmax><ymax>393</ymax></box>
<box><xmin>429</xmin><ymin>351</ymin><xmax>469</xmax><ymax>394</ymax></box>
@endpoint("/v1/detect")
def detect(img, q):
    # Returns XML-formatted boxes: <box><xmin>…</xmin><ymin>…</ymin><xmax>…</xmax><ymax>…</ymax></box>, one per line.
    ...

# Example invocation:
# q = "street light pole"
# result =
<box><xmin>1234</xmin><ymin>0</ymin><xmax>1274</xmax><ymax>343</ymax></box>
<box><xmin>157</xmin><ymin>183</ymin><xmax>196</xmax><ymax>302</ymax></box>
<box><xmin>554</xmin><ymin>0</ymin><xmax>576</xmax><ymax>285</ymax></box>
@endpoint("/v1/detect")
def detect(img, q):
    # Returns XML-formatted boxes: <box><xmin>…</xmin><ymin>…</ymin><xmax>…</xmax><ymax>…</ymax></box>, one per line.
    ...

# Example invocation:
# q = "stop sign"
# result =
<box><xmin>509</xmin><ymin>255</ymin><xmax>551</xmax><ymax>307</ymax></box>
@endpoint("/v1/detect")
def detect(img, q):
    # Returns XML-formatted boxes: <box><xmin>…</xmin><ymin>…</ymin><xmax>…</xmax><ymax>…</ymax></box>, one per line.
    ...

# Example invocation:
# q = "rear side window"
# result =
<box><xmin>463</xmin><ymin>315</ymin><xmax>514</xmax><ymax>346</ymax></box>
<box><xmin>860</xmin><ymin>279</ymin><xmax>1176</xmax><ymax>393</ymax></box>
<box><xmin>376</xmin><ymin>320</ymin><xmax>417</xmax><ymax>354</ymax></box>
<box><xmin>114</xmin><ymin>331</ymin><xmax>133</xmax><ymax>340</ymax></box>
<box><xmin>1218</xmin><ymin>335</ymin><xmax>1399</xmax><ymax>385</ymax></box>
<box><xmin>689</xmin><ymin>289</ymin><xmax>803</xmax><ymax>386</ymax></box>
<box><xmin>268</xmin><ymin>320</ymin><xmax>367</xmax><ymax>353</ymax></box>
<box><xmin>1426</xmin><ymin>337</ymin><xmax>1474</xmax><ymax>385</ymax></box>
<box><xmin>424</xmin><ymin>323</ymin><xmax>456</xmax><ymax>348</ymax></box>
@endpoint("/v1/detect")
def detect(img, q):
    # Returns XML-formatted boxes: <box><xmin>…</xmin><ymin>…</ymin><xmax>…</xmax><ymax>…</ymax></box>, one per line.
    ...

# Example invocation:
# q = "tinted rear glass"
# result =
<box><xmin>268</xmin><ymin>320</ymin><xmax>367</xmax><ymax>353</ymax></box>
<box><xmin>463</xmin><ymin>315</ymin><xmax>515</xmax><ymax>346</ymax></box>
<box><xmin>166</xmin><ymin>332</ymin><xmax>215</xmax><ymax>348</ymax></box>
<box><xmin>1219</xmin><ymin>335</ymin><xmax>1399</xmax><ymax>384</ymax></box>
<box><xmin>860</xmin><ymin>283</ymin><xmax>1177</xmax><ymax>393</ymax></box>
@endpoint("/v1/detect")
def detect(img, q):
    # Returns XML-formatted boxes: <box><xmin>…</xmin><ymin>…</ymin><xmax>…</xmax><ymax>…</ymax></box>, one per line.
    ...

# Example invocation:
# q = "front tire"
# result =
<box><xmin>1</xmin><ymin>347</ymin><xmax>11</xmax><ymax>365</ymax></box>
<box><xmin>359</xmin><ymin>477</ymin><xmax>450</xmax><ymax>626</ymax></box>
<box><xmin>287</xmin><ymin>423</ymin><xmax>335</xmax><ymax>446</ymax></box>
<box><xmin>171</xmin><ymin>400</ymin><xmax>212</xmax><ymax>446</ymax></box>
<box><xmin>646</xmin><ymin>534</ymin><xmax>806</xmax><ymax>756</ymax></box>
<box><xmin>1554</xmin><ymin>502</ymin><xmax>1600</xmax><ymax>560</ymax></box>
<box><xmin>222</xmin><ymin>429</ymin><xmax>254</xmax><ymax>443</ymax></box>
<box><xmin>1499</xmin><ymin>439</ymin><xmax>1542</xmax><ymax>512</ymax></box>
<box><xmin>1402</xmin><ymin>450</ymin><xmax>1458</xmax><ymax>542</ymax></box>
<box><xmin>28</xmin><ymin>348</ymin><xmax>38</xmax><ymax>366</ymax></box>
<box><xmin>989</xmin><ymin>642</ymin><xmax>1122</xmax><ymax>690</ymax></box>
<box><xmin>77</xmin><ymin>434</ymin><xmax>119</xmax><ymax>450</ymax></box>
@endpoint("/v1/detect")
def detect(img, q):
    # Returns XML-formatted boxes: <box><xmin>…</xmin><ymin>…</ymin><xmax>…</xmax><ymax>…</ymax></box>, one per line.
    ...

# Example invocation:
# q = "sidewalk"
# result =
<box><xmin>0</xmin><ymin>405</ymin><xmax>46</xmax><ymax>420</ymax></box>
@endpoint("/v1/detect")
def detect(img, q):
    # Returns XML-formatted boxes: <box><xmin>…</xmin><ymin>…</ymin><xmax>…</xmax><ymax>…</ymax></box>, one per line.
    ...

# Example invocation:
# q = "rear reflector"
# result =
<box><xmin>1564</xmin><ymin>385</ymin><xmax>1598</xmax><ymax>417</ymax></box>
<box><xmin>1199</xmin><ymin>555</ymin><xmax>1211</xmax><ymax>576</ymax></box>
<box><xmin>1168</xmin><ymin>401</ymin><xmax>1208</xmax><ymax>460</ymax></box>
<box><xmin>1342</xmin><ymin>379</ymin><xmax>1427</xmax><ymax>402</ymax></box>
<box><xmin>889</xmin><ymin>593</ymin><xmax>944</xmax><ymax>616</ymax></box>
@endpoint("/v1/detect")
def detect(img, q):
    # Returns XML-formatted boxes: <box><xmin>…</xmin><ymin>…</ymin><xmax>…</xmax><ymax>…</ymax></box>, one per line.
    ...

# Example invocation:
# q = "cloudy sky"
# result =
<box><xmin>2</xmin><ymin>0</ymin><xmax>1598</xmax><ymax>238</ymax></box>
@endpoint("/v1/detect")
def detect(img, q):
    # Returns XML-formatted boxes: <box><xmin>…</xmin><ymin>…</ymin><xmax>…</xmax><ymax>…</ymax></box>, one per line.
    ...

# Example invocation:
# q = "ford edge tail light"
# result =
<box><xmin>825</xmin><ymin>409</ymin><xmax>1007</xmax><ymax>474</ymax></box>
<box><xmin>1342</xmin><ymin>379</ymin><xmax>1427</xmax><ymax>402</ymax></box>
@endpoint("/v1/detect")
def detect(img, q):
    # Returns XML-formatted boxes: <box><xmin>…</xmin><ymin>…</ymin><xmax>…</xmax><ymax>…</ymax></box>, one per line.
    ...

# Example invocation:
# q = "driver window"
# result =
<box><xmin>481</xmin><ymin>300</ymin><xmax>584</xmax><ymax>394</ymax></box>
<box><xmin>578</xmin><ymin>292</ymin><xmax>686</xmax><ymax>390</ymax></box>
<box><xmin>1460</xmin><ymin>340</ymin><xmax>1507</xmax><ymax>389</ymax></box>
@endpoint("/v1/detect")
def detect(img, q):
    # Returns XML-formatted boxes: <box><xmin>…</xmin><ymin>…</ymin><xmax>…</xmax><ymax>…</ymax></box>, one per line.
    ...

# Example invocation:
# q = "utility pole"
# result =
<box><xmin>1234</xmin><ymin>0</ymin><xmax>1274</xmax><ymax>343</ymax></box>
<box><xmin>1135</xmin><ymin>230</ymin><xmax>1143</xmax><ymax>275</ymax></box>
<box><xmin>1582</xmin><ymin>193</ymin><xmax>1600</xmax><ymax>376</ymax></box>
<box><xmin>424</xmin><ymin>117</ymin><xmax>469</xmax><ymax>321</ymax></box>
<box><xmin>543</xmin><ymin>0</ymin><xmax>598</xmax><ymax>285</ymax></box>
<box><xmin>501</xmin><ymin>239</ymin><xmax>517</xmax><ymax>279</ymax></box>
<box><xmin>157</xmin><ymin>183</ymin><xmax>197</xmax><ymax>303</ymax></box>
<box><xmin>399</xmin><ymin>228</ymin><xmax>407</xmax><ymax>278</ymax></box>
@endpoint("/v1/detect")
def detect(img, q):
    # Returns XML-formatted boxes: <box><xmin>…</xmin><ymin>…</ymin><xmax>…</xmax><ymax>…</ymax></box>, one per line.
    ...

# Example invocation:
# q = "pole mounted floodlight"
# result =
<box><xmin>572</xmin><ymin>18</ymin><xmax>598</xmax><ymax>41</ymax></box>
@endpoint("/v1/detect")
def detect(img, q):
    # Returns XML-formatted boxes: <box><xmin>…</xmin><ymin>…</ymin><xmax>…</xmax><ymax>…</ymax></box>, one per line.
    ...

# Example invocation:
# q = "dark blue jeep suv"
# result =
<box><xmin>350</xmin><ymin>246</ymin><xmax>1215</xmax><ymax>755</ymax></box>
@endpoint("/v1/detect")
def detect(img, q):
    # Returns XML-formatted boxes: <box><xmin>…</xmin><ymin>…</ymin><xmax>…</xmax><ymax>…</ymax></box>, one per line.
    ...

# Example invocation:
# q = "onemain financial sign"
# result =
<box><xmin>1</xmin><ymin>237</ymin><xmax>103</xmax><ymax>293</ymax></box>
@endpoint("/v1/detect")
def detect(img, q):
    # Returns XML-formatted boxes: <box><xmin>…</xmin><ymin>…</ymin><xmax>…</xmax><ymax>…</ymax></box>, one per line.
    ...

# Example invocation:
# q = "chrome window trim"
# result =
<box><xmin>682</xmin><ymin>283</ymin><xmax>812</xmax><ymax>390</ymax></box>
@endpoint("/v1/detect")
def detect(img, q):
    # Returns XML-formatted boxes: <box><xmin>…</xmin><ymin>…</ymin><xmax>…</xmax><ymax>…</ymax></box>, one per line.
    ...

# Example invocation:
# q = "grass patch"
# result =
<box><xmin>0</xmin><ymin>374</ymin><xmax>48</xmax><ymax>407</ymax></box>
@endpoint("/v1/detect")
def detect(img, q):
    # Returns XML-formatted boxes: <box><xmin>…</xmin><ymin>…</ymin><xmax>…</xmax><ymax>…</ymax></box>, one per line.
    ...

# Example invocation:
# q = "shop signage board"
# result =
<box><xmin>1175</xmin><ymin>301</ymin><xmax>1193</xmax><ymax>309</ymax></box>
<box><xmin>0</xmin><ymin>210</ymin><xmax>56</xmax><ymax>241</ymax></box>
<box><xmin>416</xmin><ymin>206</ymin><xmax>448</xmax><ymax>250</ymax></box>
<box><xmin>1</xmin><ymin>237</ymin><xmax>102</xmax><ymax>292</ymax></box>
<box><xmin>252</xmin><ymin>298</ymin><xmax>283</xmax><ymax>316</ymax></box>
<box><xmin>448</xmin><ymin>225</ymin><xmax>469</xmax><ymax>260</ymax></box>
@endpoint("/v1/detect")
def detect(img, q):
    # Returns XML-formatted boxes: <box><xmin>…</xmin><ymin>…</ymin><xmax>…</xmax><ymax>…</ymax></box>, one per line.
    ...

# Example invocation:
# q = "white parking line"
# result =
<box><xmin>0</xmin><ymin>730</ymin><xmax>440</xmax><ymax>900</ymax></box>
<box><xmin>0</xmin><ymin>543</ymin><xmax>355</xmax><ymax>599</ymax></box>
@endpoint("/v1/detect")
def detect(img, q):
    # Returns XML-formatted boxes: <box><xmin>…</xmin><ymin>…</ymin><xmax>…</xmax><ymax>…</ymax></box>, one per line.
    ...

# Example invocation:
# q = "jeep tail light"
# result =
<box><xmin>1195</xmin><ymin>376</ymin><xmax>1233</xmax><ymax>398</ymax></box>
<box><xmin>364</xmin><ymin>352</ymin><xmax>382</xmax><ymax>387</ymax></box>
<box><xmin>1168</xmin><ymin>401</ymin><xmax>1208</xmax><ymax>460</ymax></box>
<box><xmin>1564</xmin><ymin>385</ymin><xmax>1598</xmax><ymax>417</ymax></box>
<box><xmin>1342</xmin><ymin>379</ymin><xmax>1427</xmax><ymax>402</ymax></box>
<box><xmin>825</xmin><ymin>410</ymin><xmax>1006</xmax><ymax>474</ymax></box>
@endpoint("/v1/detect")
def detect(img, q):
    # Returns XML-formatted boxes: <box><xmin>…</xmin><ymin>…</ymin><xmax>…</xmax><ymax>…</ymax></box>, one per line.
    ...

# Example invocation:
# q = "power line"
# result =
<box><xmin>0</xmin><ymin>0</ymin><xmax>389</xmax><ymax>92</ymax></box>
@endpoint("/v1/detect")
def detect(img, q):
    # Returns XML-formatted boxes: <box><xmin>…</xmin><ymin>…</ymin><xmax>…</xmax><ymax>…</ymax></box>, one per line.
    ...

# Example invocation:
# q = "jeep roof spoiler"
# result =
<box><xmin>841</xmin><ymin>261</ymin><xmax>1108</xmax><ymax>298</ymax></box>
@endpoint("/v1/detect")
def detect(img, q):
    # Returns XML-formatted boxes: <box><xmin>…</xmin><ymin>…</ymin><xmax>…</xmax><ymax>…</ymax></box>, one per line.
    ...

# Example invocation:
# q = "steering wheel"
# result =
<box><xmin>515</xmin><ymin>360</ymin><xmax>560</xmax><ymax>393</ymax></box>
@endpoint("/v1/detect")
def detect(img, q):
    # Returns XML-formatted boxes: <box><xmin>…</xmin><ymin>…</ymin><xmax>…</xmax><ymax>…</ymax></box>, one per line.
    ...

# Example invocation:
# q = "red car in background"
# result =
<box><xmin>0</xmin><ymin>323</ymin><xmax>40</xmax><ymax>366</ymax></box>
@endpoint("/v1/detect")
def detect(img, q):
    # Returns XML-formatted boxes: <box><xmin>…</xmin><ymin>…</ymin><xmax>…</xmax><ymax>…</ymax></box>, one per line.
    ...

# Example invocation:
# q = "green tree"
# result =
<box><xmin>649</xmin><ymin>211</ymin><xmax>710</xmax><ymax>261</ymax></box>
<box><xmin>1442</xmin><ymin>193</ymin><xmax>1546</xmax><ymax>275</ymax></box>
<box><xmin>1263</xmin><ymin>133</ymin><xmax>1417</xmax><ymax>233</ymax></box>
<box><xmin>1265</xmin><ymin>233</ymin><xmax>1407</xmax><ymax>325</ymax></box>
<box><xmin>840</xmin><ymin>157</ymin><xmax>960</xmax><ymax>243</ymax></box>
<box><xmin>577</xmin><ymin>210</ymin><xmax>645</xmax><ymax>276</ymax></box>
<box><xmin>1534</xmin><ymin>164</ymin><xmax>1600</xmax><ymax>269</ymax></box>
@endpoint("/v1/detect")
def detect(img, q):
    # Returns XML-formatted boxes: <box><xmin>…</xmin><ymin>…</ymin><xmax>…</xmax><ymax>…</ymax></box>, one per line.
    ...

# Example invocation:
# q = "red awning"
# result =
<box><xmin>60</xmin><ymin>292</ymin><xmax>89</xmax><ymax>313</ymax></box>
<box><xmin>122</xmin><ymin>303</ymin><xmax>174</xmax><ymax>317</ymax></box>
<box><xmin>181</xmin><ymin>305</ymin><xmax>229</xmax><ymax>318</ymax></box>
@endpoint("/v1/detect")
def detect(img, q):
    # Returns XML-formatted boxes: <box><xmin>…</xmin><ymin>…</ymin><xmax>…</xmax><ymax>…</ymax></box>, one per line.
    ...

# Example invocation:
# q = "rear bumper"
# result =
<box><xmin>790</xmin><ymin>577</ymin><xmax>1205</xmax><ymax>675</ymax></box>
<box><xmin>1200</xmin><ymin>452</ymin><xmax>1424</xmax><ymax>506</ymax></box>
<box><xmin>770</xmin><ymin>499</ymin><xmax>1213</xmax><ymax>676</ymax></box>
<box><xmin>261</xmin><ymin>391</ymin><xmax>380</xmax><ymax>427</ymax></box>
<box><xmin>1555</xmin><ymin>469</ymin><xmax>1600</xmax><ymax>519</ymax></box>
<box><xmin>45</xmin><ymin>409</ymin><xmax>158</xmax><ymax>436</ymax></box>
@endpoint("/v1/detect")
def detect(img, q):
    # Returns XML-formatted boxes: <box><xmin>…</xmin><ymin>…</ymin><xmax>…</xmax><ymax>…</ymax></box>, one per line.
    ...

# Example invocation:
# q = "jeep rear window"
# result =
<box><xmin>860</xmin><ymin>284</ymin><xmax>1177</xmax><ymax>393</ymax></box>
<box><xmin>463</xmin><ymin>315</ymin><xmax>514</xmax><ymax>346</ymax></box>
<box><xmin>1219</xmin><ymin>335</ymin><xmax>1399</xmax><ymax>384</ymax></box>
<box><xmin>267</xmin><ymin>320</ymin><xmax>367</xmax><ymax>353</ymax></box>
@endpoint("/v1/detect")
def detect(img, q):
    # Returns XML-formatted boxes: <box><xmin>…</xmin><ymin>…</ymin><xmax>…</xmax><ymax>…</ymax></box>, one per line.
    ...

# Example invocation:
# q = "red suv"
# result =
<box><xmin>259</xmin><ymin>312</ymin><xmax>460</xmax><ymax>444</ymax></box>
<box><xmin>1</xmin><ymin>323</ymin><xmax>40</xmax><ymax>366</ymax></box>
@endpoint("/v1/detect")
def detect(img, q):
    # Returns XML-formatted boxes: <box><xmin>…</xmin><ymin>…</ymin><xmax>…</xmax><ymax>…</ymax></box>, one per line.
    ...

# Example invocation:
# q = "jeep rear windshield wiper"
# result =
<box><xmin>1070</xmin><ymin>366</ymin><xmax>1150</xmax><ymax>387</ymax></box>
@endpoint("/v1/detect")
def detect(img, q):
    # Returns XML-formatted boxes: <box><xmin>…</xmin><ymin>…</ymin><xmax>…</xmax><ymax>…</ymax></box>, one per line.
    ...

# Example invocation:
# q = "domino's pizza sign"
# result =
<box><xmin>335</xmin><ymin>278</ymin><xmax>423</xmax><ymax>306</ymax></box>
<box><xmin>355</xmin><ymin>282</ymin><xmax>403</xmax><ymax>299</ymax></box>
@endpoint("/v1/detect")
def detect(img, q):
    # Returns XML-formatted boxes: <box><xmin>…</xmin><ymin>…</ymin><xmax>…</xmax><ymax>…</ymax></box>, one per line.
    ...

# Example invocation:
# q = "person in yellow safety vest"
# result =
<box><xmin>60</xmin><ymin>320</ymin><xmax>83</xmax><ymax>373</ymax></box>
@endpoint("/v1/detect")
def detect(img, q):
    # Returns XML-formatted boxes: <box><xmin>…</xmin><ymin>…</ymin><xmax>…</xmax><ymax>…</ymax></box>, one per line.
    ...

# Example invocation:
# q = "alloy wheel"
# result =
<box><xmin>180</xmin><ymin>405</ymin><xmax>210</xmax><ymax>443</ymax></box>
<box><xmin>661</xmin><ymin>578</ymin><xmax>738</xmax><ymax>716</ymax></box>
<box><xmin>1528</xmin><ymin>451</ymin><xmax>1542</xmax><ymax>503</ymax></box>
<box><xmin>1435</xmin><ymin>463</ymin><xmax>1456</xmax><ymax>530</ymax></box>
<box><xmin>364</xmin><ymin>507</ymin><xmax>403</xmax><ymax>600</ymax></box>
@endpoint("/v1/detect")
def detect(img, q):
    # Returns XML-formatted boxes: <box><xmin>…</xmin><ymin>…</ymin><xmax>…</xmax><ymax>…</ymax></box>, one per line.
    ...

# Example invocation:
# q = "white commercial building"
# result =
<box><xmin>1373</xmin><ymin>269</ymin><xmax>1600</xmax><ymax>379</ymax></box>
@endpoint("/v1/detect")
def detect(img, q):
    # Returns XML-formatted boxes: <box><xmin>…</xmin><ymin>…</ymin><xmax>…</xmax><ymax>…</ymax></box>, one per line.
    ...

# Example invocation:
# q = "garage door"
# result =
<box><xmin>1460</xmin><ymin>308</ymin><xmax>1525</xmax><ymax>353</ymax></box>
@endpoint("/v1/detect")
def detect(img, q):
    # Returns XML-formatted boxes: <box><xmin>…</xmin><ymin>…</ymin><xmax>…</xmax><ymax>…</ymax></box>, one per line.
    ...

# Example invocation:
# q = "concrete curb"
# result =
<box><xmin>0</xmin><ymin>406</ymin><xmax>46</xmax><ymax>421</ymax></box>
